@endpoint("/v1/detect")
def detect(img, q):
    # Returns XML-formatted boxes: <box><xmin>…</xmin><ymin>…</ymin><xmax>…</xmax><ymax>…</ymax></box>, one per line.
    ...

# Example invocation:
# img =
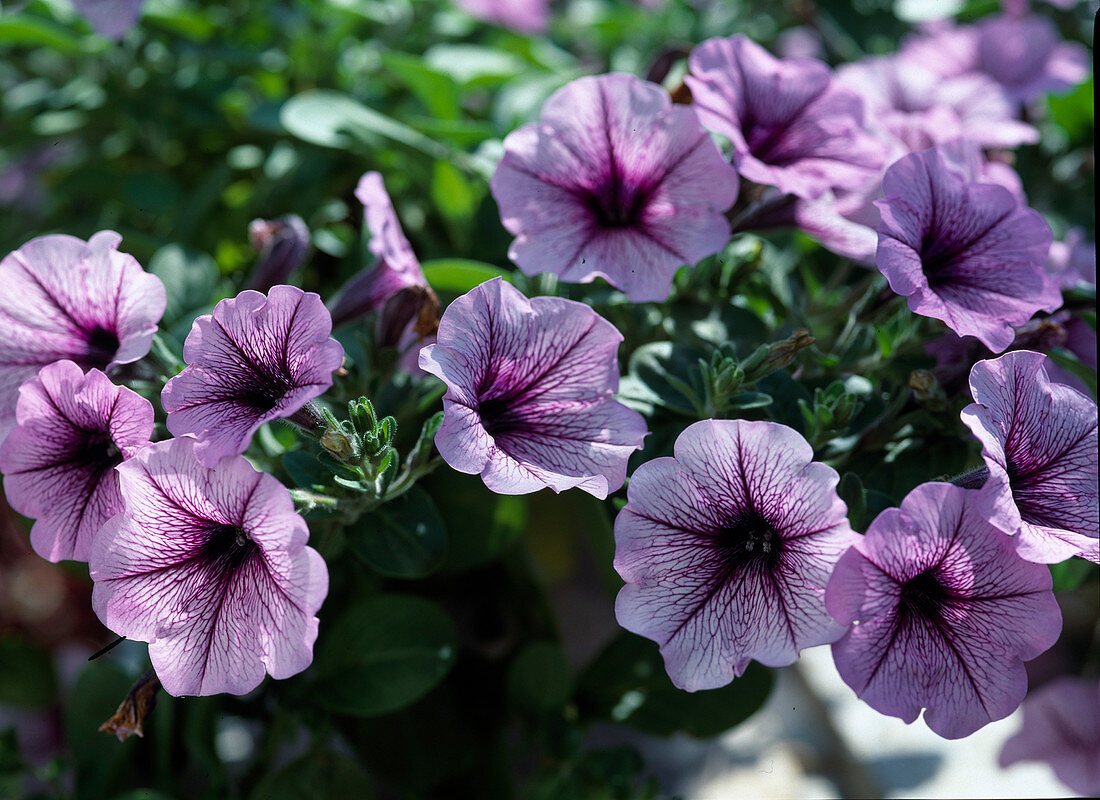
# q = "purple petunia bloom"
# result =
<box><xmin>925</xmin><ymin>310</ymin><xmax>1095</xmax><ymax>398</ymax></box>
<box><xmin>453</xmin><ymin>0</ymin><xmax>549</xmax><ymax>33</ymax></box>
<box><xmin>162</xmin><ymin>285</ymin><xmax>344</xmax><ymax>468</ymax></box>
<box><xmin>328</xmin><ymin>173</ymin><xmax>439</xmax><ymax>371</ymax></box>
<box><xmin>491</xmin><ymin>73</ymin><xmax>739</xmax><ymax>303</ymax></box>
<box><xmin>613</xmin><ymin>419</ymin><xmax>859</xmax><ymax>691</ymax></box>
<box><xmin>743</xmin><ymin>139</ymin><xmax>1027</xmax><ymax>268</ymax></box>
<box><xmin>836</xmin><ymin>55</ymin><xmax>1039</xmax><ymax>150</ymax></box>
<box><xmin>686</xmin><ymin>35</ymin><xmax>886</xmax><ymax>201</ymax></box>
<box><xmin>247</xmin><ymin>215</ymin><xmax>312</xmax><ymax>293</ymax></box>
<box><xmin>874</xmin><ymin>142</ymin><xmax>1061</xmax><ymax>352</ymax></box>
<box><xmin>960</xmin><ymin>351</ymin><xmax>1098</xmax><ymax>564</ymax></box>
<box><xmin>89</xmin><ymin>437</ymin><xmax>328</xmax><ymax>696</ymax></box>
<box><xmin>0</xmin><ymin>361</ymin><xmax>152</xmax><ymax>563</ymax></box>
<box><xmin>329</xmin><ymin>172</ymin><xmax>430</xmax><ymax>328</ymax></box>
<box><xmin>827</xmin><ymin>482</ymin><xmax>1062</xmax><ymax>739</ymax></box>
<box><xmin>999</xmin><ymin>676</ymin><xmax>1100</xmax><ymax>796</ymax></box>
<box><xmin>1046</xmin><ymin>227</ymin><xmax>1096</xmax><ymax>290</ymax></box>
<box><xmin>418</xmin><ymin>277</ymin><xmax>646</xmax><ymax>498</ymax></box>
<box><xmin>73</xmin><ymin>0</ymin><xmax>146</xmax><ymax>40</ymax></box>
<box><xmin>899</xmin><ymin>15</ymin><xmax>1088</xmax><ymax>106</ymax></box>
<box><xmin>0</xmin><ymin>231</ymin><xmax>165</xmax><ymax>440</ymax></box>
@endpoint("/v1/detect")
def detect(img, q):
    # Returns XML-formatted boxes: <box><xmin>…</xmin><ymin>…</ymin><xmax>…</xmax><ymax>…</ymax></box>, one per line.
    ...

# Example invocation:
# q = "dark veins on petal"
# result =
<box><xmin>206</xmin><ymin>314</ymin><xmax>302</xmax><ymax>414</ymax></box>
<box><xmin>919</xmin><ymin>209</ymin><xmax>1013</xmax><ymax>290</ymax></box>
<box><xmin>84</xmin><ymin>326</ymin><xmax>121</xmax><ymax>368</ymax></box>
<box><xmin>717</xmin><ymin>510</ymin><xmax>784</xmax><ymax>571</ymax></box>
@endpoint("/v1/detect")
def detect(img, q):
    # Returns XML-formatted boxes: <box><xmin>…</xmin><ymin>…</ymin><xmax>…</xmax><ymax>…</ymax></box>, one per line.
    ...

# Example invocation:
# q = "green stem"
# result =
<box><xmin>148</xmin><ymin>332</ymin><xmax>185</xmax><ymax>378</ymax></box>
<box><xmin>290</xmin><ymin>489</ymin><xmax>340</xmax><ymax>512</ymax></box>
<box><xmin>383</xmin><ymin>455</ymin><xmax>444</xmax><ymax>502</ymax></box>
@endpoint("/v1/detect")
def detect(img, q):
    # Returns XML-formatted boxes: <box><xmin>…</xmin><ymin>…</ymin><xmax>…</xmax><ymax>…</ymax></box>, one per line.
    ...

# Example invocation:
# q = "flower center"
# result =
<box><xmin>584</xmin><ymin>163</ymin><xmax>650</xmax><ymax>230</ymax></box>
<box><xmin>84</xmin><ymin>325</ymin><xmax>121</xmax><ymax>368</ymax></box>
<box><xmin>899</xmin><ymin>569</ymin><xmax>950</xmax><ymax>621</ymax></box>
<box><xmin>478</xmin><ymin>396</ymin><xmax>518</xmax><ymax>438</ymax></box>
<box><xmin>745</xmin><ymin>121</ymin><xmax>801</xmax><ymax>166</ymax></box>
<box><xmin>718</xmin><ymin>511</ymin><xmax>783</xmax><ymax>568</ymax></box>
<box><xmin>201</xmin><ymin>524</ymin><xmax>258</xmax><ymax>572</ymax></box>
<box><xmin>235</xmin><ymin>368</ymin><xmax>296</xmax><ymax>413</ymax></box>
<box><xmin>76</xmin><ymin>431</ymin><xmax>124</xmax><ymax>471</ymax></box>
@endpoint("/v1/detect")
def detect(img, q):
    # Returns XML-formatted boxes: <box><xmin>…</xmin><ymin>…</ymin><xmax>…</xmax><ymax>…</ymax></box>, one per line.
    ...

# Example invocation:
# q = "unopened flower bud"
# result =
<box><xmin>247</xmin><ymin>215</ymin><xmax>311</xmax><ymax>292</ymax></box>
<box><xmin>321</xmin><ymin>427</ymin><xmax>356</xmax><ymax>460</ymax></box>
<box><xmin>377</xmin><ymin>285</ymin><xmax>440</xmax><ymax>348</ymax></box>
<box><xmin>909</xmin><ymin>369</ymin><xmax>947</xmax><ymax>410</ymax></box>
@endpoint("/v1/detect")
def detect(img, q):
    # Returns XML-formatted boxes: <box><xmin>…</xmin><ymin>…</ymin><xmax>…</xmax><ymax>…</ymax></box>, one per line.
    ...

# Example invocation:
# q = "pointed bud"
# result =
<box><xmin>246</xmin><ymin>215</ymin><xmax>311</xmax><ymax>292</ymax></box>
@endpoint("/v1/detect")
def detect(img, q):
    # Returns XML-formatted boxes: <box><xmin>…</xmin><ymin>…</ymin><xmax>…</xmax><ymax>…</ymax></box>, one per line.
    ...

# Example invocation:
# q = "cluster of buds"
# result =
<box><xmin>798</xmin><ymin>379</ymin><xmax>866</xmax><ymax>449</ymax></box>
<box><xmin>695</xmin><ymin>329</ymin><xmax>816</xmax><ymax>417</ymax></box>
<box><xmin>292</xmin><ymin>398</ymin><xmax>442</xmax><ymax>518</ymax></box>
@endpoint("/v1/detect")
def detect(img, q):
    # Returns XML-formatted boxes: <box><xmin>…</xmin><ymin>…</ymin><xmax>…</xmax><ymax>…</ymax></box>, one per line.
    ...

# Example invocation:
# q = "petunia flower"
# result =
<box><xmin>613</xmin><ymin>419</ymin><xmax>859</xmax><ymax>691</ymax></box>
<box><xmin>925</xmin><ymin>311</ymin><xmax>1094</xmax><ymax>397</ymax></box>
<box><xmin>739</xmin><ymin>140</ymin><xmax>1026</xmax><ymax>267</ymax></box>
<box><xmin>0</xmin><ymin>231</ymin><xmax>165</xmax><ymax>439</ymax></box>
<box><xmin>998</xmin><ymin>676</ymin><xmax>1100</xmax><ymax>796</ymax></box>
<box><xmin>453</xmin><ymin>0</ymin><xmax>550</xmax><ymax>33</ymax></box>
<box><xmin>1045</xmin><ymin>227</ymin><xmax>1096</xmax><ymax>290</ymax></box>
<box><xmin>0</xmin><ymin>361</ymin><xmax>153</xmax><ymax>563</ymax></box>
<box><xmin>329</xmin><ymin>173</ymin><xmax>430</xmax><ymax>327</ymax></box>
<box><xmin>960</xmin><ymin>351</ymin><xmax>1098</xmax><ymax>563</ymax></box>
<box><xmin>161</xmin><ymin>285</ymin><xmax>344</xmax><ymax>468</ymax></box>
<box><xmin>827</xmin><ymin>481</ymin><xmax>1062</xmax><ymax>739</ymax></box>
<box><xmin>328</xmin><ymin>172</ymin><xmax>439</xmax><ymax>370</ymax></box>
<box><xmin>491</xmin><ymin>73</ymin><xmax>739</xmax><ymax>303</ymax></box>
<box><xmin>73</xmin><ymin>0</ymin><xmax>146</xmax><ymax>40</ymax></box>
<box><xmin>418</xmin><ymin>277</ymin><xmax>646</xmax><ymax>498</ymax></box>
<box><xmin>89</xmin><ymin>437</ymin><xmax>328</xmax><ymax>697</ymax></box>
<box><xmin>836</xmin><ymin>55</ymin><xmax>1038</xmax><ymax>150</ymax></box>
<box><xmin>686</xmin><ymin>34</ymin><xmax>886</xmax><ymax>201</ymax></box>
<box><xmin>247</xmin><ymin>215</ymin><xmax>312</xmax><ymax>293</ymax></box>
<box><xmin>899</xmin><ymin>15</ymin><xmax>1088</xmax><ymax>106</ymax></box>
<box><xmin>874</xmin><ymin>143</ymin><xmax>1061</xmax><ymax>352</ymax></box>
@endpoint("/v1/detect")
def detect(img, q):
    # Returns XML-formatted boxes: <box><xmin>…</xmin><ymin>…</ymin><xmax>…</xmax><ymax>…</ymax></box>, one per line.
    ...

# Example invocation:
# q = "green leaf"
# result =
<box><xmin>282</xmin><ymin>450</ymin><xmax>330</xmax><ymax>490</ymax></box>
<box><xmin>348</xmin><ymin>487</ymin><xmax>448</xmax><ymax>579</ymax></box>
<box><xmin>420</xmin><ymin>258</ymin><xmax>509</xmax><ymax>293</ymax></box>
<box><xmin>431</xmin><ymin>161</ymin><xmax>481</xmax><ymax>224</ymax></box>
<box><xmin>1050</xmin><ymin>558</ymin><xmax>1095</xmax><ymax>593</ymax></box>
<box><xmin>426</xmin><ymin>470</ymin><xmax>527</xmax><ymax>572</ymax></box>
<box><xmin>313</xmin><ymin>594</ymin><xmax>458</xmax><ymax>717</ymax></box>
<box><xmin>1048</xmin><ymin>346</ymin><xmax>1098</xmax><ymax>399</ymax></box>
<box><xmin>619</xmin><ymin>341</ymin><xmax>707</xmax><ymax>417</ymax></box>
<box><xmin>280</xmin><ymin>90</ymin><xmax>493</xmax><ymax>178</ymax></box>
<box><xmin>0</xmin><ymin>633</ymin><xmax>56</xmax><ymax>709</ymax></box>
<box><xmin>148</xmin><ymin>244</ymin><xmax>219</xmax><ymax>324</ymax></box>
<box><xmin>422</xmin><ymin>44</ymin><xmax>527</xmax><ymax>87</ymax></box>
<box><xmin>380</xmin><ymin>51</ymin><xmax>461</xmax><ymax>120</ymax></box>
<box><xmin>577</xmin><ymin>633</ymin><xmax>774</xmax><ymax>738</ymax></box>
<box><xmin>726</xmin><ymin>391</ymin><xmax>773</xmax><ymax>410</ymax></box>
<box><xmin>142</xmin><ymin>1</ymin><xmax>218</xmax><ymax>41</ymax></box>
<box><xmin>507</xmin><ymin>641</ymin><xmax>573</xmax><ymax>715</ymax></box>
<box><xmin>67</xmin><ymin>661</ymin><xmax>137</xmax><ymax>798</ymax></box>
<box><xmin>0</xmin><ymin>15</ymin><xmax>108</xmax><ymax>55</ymax></box>
<box><xmin>1048</xmin><ymin>78</ymin><xmax>1094</xmax><ymax>141</ymax></box>
<box><xmin>249</xmin><ymin>751</ymin><xmax>373</xmax><ymax>800</ymax></box>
